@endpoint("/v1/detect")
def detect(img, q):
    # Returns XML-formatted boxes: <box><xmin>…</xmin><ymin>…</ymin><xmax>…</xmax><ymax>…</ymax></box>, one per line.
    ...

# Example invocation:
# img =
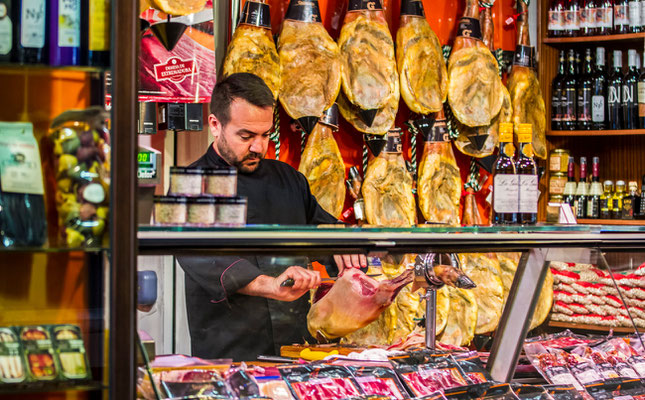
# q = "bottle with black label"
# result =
<box><xmin>0</xmin><ymin>0</ymin><xmax>13</xmax><ymax>62</ymax></box>
<box><xmin>640</xmin><ymin>175</ymin><xmax>645</xmax><ymax>215</ymax></box>
<box><xmin>623</xmin><ymin>49</ymin><xmax>639</xmax><ymax>129</ymax></box>
<box><xmin>608</xmin><ymin>50</ymin><xmax>624</xmax><ymax>130</ymax></box>
<box><xmin>587</xmin><ymin>156</ymin><xmax>602</xmax><ymax>218</ymax></box>
<box><xmin>575</xmin><ymin>156</ymin><xmax>589</xmax><ymax>218</ymax></box>
<box><xmin>493</xmin><ymin>122</ymin><xmax>518</xmax><ymax>225</ymax></box>
<box><xmin>563</xmin><ymin>49</ymin><xmax>579</xmax><ymax>130</ymax></box>
<box><xmin>592</xmin><ymin>47</ymin><xmax>608</xmax><ymax>130</ymax></box>
<box><xmin>578</xmin><ymin>48</ymin><xmax>594</xmax><ymax>129</ymax></box>
<box><xmin>600</xmin><ymin>180</ymin><xmax>614</xmax><ymax>218</ymax></box>
<box><xmin>552</xmin><ymin>50</ymin><xmax>567</xmax><ymax>130</ymax></box>
<box><xmin>516</xmin><ymin>124</ymin><xmax>538</xmax><ymax>225</ymax></box>
<box><xmin>14</xmin><ymin>0</ymin><xmax>46</xmax><ymax>64</ymax></box>
<box><xmin>565</xmin><ymin>0</ymin><xmax>581</xmax><ymax>36</ymax></box>
<box><xmin>612</xmin><ymin>180</ymin><xmax>626</xmax><ymax>218</ymax></box>
<box><xmin>615</xmin><ymin>0</ymin><xmax>631</xmax><ymax>32</ymax></box>
<box><xmin>580</xmin><ymin>0</ymin><xmax>598</xmax><ymax>35</ymax></box>
<box><xmin>638</xmin><ymin>52</ymin><xmax>645</xmax><ymax>128</ymax></box>
<box><xmin>629</xmin><ymin>0</ymin><xmax>642</xmax><ymax>31</ymax></box>
<box><xmin>596</xmin><ymin>0</ymin><xmax>614</xmax><ymax>34</ymax></box>
<box><xmin>622</xmin><ymin>181</ymin><xmax>639</xmax><ymax>219</ymax></box>
<box><xmin>549</xmin><ymin>0</ymin><xmax>567</xmax><ymax>37</ymax></box>
<box><xmin>563</xmin><ymin>157</ymin><xmax>577</xmax><ymax>209</ymax></box>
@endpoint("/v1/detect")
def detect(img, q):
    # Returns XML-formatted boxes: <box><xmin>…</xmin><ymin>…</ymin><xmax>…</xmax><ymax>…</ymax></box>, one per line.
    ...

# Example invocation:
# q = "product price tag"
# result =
<box><xmin>0</xmin><ymin>122</ymin><xmax>45</xmax><ymax>195</ymax></box>
<box><xmin>493</xmin><ymin>174</ymin><xmax>519</xmax><ymax>213</ymax></box>
<box><xmin>519</xmin><ymin>175</ymin><xmax>539</xmax><ymax>213</ymax></box>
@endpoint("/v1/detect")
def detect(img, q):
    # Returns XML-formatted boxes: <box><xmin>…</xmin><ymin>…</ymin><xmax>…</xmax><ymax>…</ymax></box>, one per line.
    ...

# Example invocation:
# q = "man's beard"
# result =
<box><xmin>217</xmin><ymin>135</ymin><xmax>262</xmax><ymax>174</ymax></box>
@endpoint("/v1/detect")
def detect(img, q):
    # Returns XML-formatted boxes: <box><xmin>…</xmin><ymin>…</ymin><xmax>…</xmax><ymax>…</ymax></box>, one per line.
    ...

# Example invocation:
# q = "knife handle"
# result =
<box><xmin>280</xmin><ymin>278</ymin><xmax>295</xmax><ymax>287</ymax></box>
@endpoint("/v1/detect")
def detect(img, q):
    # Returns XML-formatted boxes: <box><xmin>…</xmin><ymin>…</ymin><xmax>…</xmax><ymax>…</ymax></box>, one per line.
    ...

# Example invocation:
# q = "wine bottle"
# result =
<box><xmin>629</xmin><ymin>0</ymin><xmax>642</xmax><ymax>31</ymax></box>
<box><xmin>85</xmin><ymin>0</ymin><xmax>110</xmax><ymax>67</ymax></box>
<box><xmin>581</xmin><ymin>0</ymin><xmax>598</xmax><ymax>35</ymax></box>
<box><xmin>608</xmin><ymin>50</ymin><xmax>624</xmax><ymax>130</ymax></box>
<box><xmin>563</xmin><ymin>157</ymin><xmax>577</xmax><ymax>208</ymax></box>
<box><xmin>574</xmin><ymin>156</ymin><xmax>589</xmax><ymax>219</ymax></box>
<box><xmin>640</xmin><ymin>175</ymin><xmax>645</xmax><ymax>216</ymax></box>
<box><xmin>516</xmin><ymin>124</ymin><xmax>538</xmax><ymax>225</ymax></box>
<box><xmin>49</xmin><ymin>0</ymin><xmax>81</xmax><ymax>66</ymax></box>
<box><xmin>587</xmin><ymin>157</ymin><xmax>602</xmax><ymax>218</ymax></box>
<box><xmin>641</xmin><ymin>0</ymin><xmax>645</xmax><ymax>30</ymax></box>
<box><xmin>565</xmin><ymin>0</ymin><xmax>581</xmax><ymax>36</ymax></box>
<box><xmin>15</xmin><ymin>0</ymin><xmax>46</xmax><ymax>64</ymax></box>
<box><xmin>612</xmin><ymin>180</ymin><xmax>626</xmax><ymax>218</ymax></box>
<box><xmin>563</xmin><ymin>49</ymin><xmax>579</xmax><ymax>130</ymax></box>
<box><xmin>578</xmin><ymin>48</ymin><xmax>594</xmax><ymax>129</ymax></box>
<box><xmin>596</xmin><ymin>0</ymin><xmax>613</xmax><ymax>34</ymax></box>
<box><xmin>600</xmin><ymin>180</ymin><xmax>614</xmax><ymax>218</ymax></box>
<box><xmin>638</xmin><ymin>52</ymin><xmax>645</xmax><ymax>128</ymax></box>
<box><xmin>592</xmin><ymin>47</ymin><xmax>608</xmax><ymax>130</ymax></box>
<box><xmin>493</xmin><ymin>123</ymin><xmax>518</xmax><ymax>225</ymax></box>
<box><xmin>615</xmin><ymin>0</ymin><xmax>631</xmax><ymax>33</ymax></box>
<box><xmin>623</xmin><ymin>49</ymin><xmax>639</xmax><ymax>129</ymax></box>
<box><xmin>552</xmin><ymin>50</ymin><xmax>566</xmax><ymax>130</ymax></box>
<box><xmin>622</xmin><ymin>181</ymin><xmax>639</xmax><ymax>219</ymax></box>
<box><xmin>0</xmin><ymin>0</ymin><xmax>13</xmax><ymax>62</ymax></box>
<box><xmin>549</xmin><ymin>0</ymin><xmax>567</xmax><ymax>37</ymax></box>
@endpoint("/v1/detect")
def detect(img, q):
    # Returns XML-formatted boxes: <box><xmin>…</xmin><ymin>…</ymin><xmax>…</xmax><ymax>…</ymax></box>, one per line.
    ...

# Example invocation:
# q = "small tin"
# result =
<box><xmin>154</xmin><ymin>196</ymin><xmax>188</xmax><ymax>225</ymax></box>
<box><xmin>215</xmin><ymin>197</ymin><xmax>248</xmax><ymax>226</ymax></box>
<box><xmin>187</xmin><ymin>197</ymin><xmax>217</xmax><ymax>225</ymax></box>
<box><xmin>169</xmin><ymin>167</ymin><xmax>204</xmax><ymax>196</ymax></box>
<box><xmin>549</xmin><ymin>172</ymin><xmax>568</xmax><ymax>195</ymax></box>
<box><xmin>0</xmin><ymin>327</ymin><xmax>26</xmax><ymax>384</ymax></box>
<box><xmin>546</xmin><ymin>195</ymin><xmax>564</xmax><ymax>223</ymax></box>
<box><xmin>51</xmin><ymin>325</ymin><xmax>90</xmax><ymax>381</ymax></box>
<box><xmin>549</xmin><ymin>149</ymin><xmax>570</xmax><ymax>173</ymax></box>
<box><xmin>203</xmin><ymin>167</ymin><xmax>237</xmax><ymax>197</ymax></box>
<box><xmin>19</xmin><ymin>326</ymin><xmax>58</xmax><ymax>382</ymax></box>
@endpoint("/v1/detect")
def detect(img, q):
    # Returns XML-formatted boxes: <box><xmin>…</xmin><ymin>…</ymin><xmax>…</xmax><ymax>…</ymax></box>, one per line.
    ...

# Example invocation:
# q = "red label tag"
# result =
<box><xmin>153</xmin><ymin>57</ymin><xmax>198</xmax><ymax>84</ymax></box>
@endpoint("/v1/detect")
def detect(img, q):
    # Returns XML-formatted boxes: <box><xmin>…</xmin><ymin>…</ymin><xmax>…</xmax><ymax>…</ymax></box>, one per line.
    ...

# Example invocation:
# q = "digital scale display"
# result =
<box><xmin>137</xmin><ymin>151</ymin><xmax>157</xmax><ymax>180</ymax></box>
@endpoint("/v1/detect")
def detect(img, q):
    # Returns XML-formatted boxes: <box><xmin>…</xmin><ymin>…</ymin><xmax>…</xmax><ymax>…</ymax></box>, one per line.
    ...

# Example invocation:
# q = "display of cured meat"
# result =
<box><xmin>222</xmin><ymin>0</ymin><xmax>281</xmax><ymax>99</ymax></box>
<box><xmin>459</xmin><ymin>253</ymin><xmax>505</xmax><ymax>334</ymax></box>
<box><xmin>395</xmin><ymin>0</ymin><xmax>447</xmax><ymax>115</ymax></box>
<box><xmin>338</xmin><ymin>0</ymin><xmax>399</xmax><ymax>130</ymax></box>
<box><xmin>453</xmin><ymin>6</ymin><xmax>509</xmax><ymax>158</ymax></box>
<box><xmin>337</xmin><ymin>91</ymin><xmax>398</xmax><ymax>135</ymax></box>
<box><xmin>447</xmin><ymin>0</ymin><xmax>504</xmax><ymax>127</ymax></box>
<box><xmin>151</xmin><ymin>0</ymin><xmax>207</xmax><ymax>15</ymax></box>
<box><xmin>362</xmin><ymin>131</ymin><xmax>416</xmax><ymax>227</ymax></box>
<box><xmin>438</xmin><ymin>286</ymin><xmax>477</xmax><ymax>346</ymax></box>
<box><xmin>507</xmin><ymin>0</ymin><xmax>547</xmax><ymax>159</ymax></box>
<box><xmin>277</xmin><ymin>0</ymin><xmax>342</xmax><ymax>133</ymax></box>
<box><xmin>417</xmin><ymin>117</ymin><xmax>462</xmax><ymax>225</ymax></box>
<box><xmin>307</xmin><ymin>268</ymin><xmax>414</xmax><ymax>342</ymax></box>
<box><xmin>461</xmin><ymin>188</ymin><xmax>483</xmax><ymax>226</ymax></box>
<box><xmin>298</xmin><ymin>105</ymin><xmax>346</xmax><ymax>218</ymax></box>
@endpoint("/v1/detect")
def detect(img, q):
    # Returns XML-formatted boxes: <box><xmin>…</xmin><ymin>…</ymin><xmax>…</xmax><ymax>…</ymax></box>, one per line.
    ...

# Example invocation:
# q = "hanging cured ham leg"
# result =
<box><xmin>507</xmin><ymin>0</ymin><xmax>547</xmax><ymax>159</ymax></box>
<box><xmin>447</xmin><ymin>0</ymin><xmax>504</xmax><ymax>127</ymax></box>
<box><xmin>222</xmin><ymin>0</ymin><xmax>281</xmax><ymax>99</ymax></box>
<box><xmin>307</xmin><ymin>268</ymin><xmax>414</xmax><ymax>342</ymax></box>
<box><xmin>277</xmin><ymin>0</ymin><xmax>342</xmax><ymax>134</ymax></box>
<box><xmin>338</xmin><ymin>0</ymin><xmax>399</xmax><ymax>128</ymax></box>
<box><xmin>396</xmin><ymin>0</ymin><xmax>447</xmax><ymax>114</ymax></box>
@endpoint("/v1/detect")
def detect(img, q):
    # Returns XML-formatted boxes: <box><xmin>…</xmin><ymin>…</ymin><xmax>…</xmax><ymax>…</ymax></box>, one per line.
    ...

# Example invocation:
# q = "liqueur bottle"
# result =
<box><xmin>563</xmin><ymin>157</ymin><xmax>578</xmax><ymax>208</ymax></box>
<box><xmin>608</xmin><ymin>50</ymin><xmax>624</xmax><ymax>130</ymax></box>
<box><xmin>575</xmin><ymin>156</ymin><xmax>589</xmax><ymax>218</ymax></box>
<box><xmin>84</xmin><ymin>0</ymin><xmax>110</xmax><ymax>67</ymax></box>
<box><xmin>563</xmin><ymin>49</ymin><xmax>579</xmax><ymax>130</ymax></box>
<box><xmin>596</xmin><ymin>0</ymin><xmax>614</xmax><ymax>34</ymax></box>
<box><xmin>623</xmin><ymin>49</ymin><xmax>639</xmax><ymax>129</ymax></box>
<box><xmin>640</xmin><ymin>175</ymin><xmax>645</xmax><ymax>215</ymax></box>
<box><xmin>611</xmin><ymin>180</ymin><xmax>626</xmax><ymax>218</ymax></box>
<box><xmin>638</xmin><ymin>52</ymin><xmax>645</xmax><ymax>128</ymax></box>
<box><xmin>642</xmin><ymin>0</ymin><xmax>645</xmax><ymax>30</ymax></box>
<box><xmin>577</xmin><ymin>48</ymin><xmax>594</xmax><ymax>129</ymax></box>
<box><xmin>549</xmin><ymin>0</ymin><xmax>567</xmax><ymax>37</ymax></box>
<box><xmin>492</xmin><ymin>122</ymin><xmax>518</xmax><ymax>225</ymax></box>
<box><xmin>592</xmin><ymin>47</ymin><xmax>608</xmax><ymax>130</ymax></box>
<box><xmin>600</xmin><ymin>180</ymin><xmax>614</xmax><ymax>218</ymax></box>
<box><xmin>0</xmin><ymin>0</ymin><xmax>13</xmax><ymax>62</ymax></box>
<box><xmin>622</xmin><ymin>181</ymin><xmax>639</xmax><ymax>219</ymax></box>
<box><xmin>516</xmin><ymin>124</ymin><xmax>538</xmax><ymax>225</ymax></box>
<box><xmin>14</xmin><ymin>0</ymin><xmax>46</xmax><ymax>64</ymax></box>
<box><xmin>581</xmin><ymin>0</ymin><xmax>598</xmax><ymax>35</ymax></box>
<box><xmin>552</xmin><ymin>50</ymin><xmax>567</xmax><ymax>130</ymax></box>
<box><xmin>565</xmin><ymin>0</ymin><xmax>581</xmax><ymax>36</ymax></box>
<box><xmin>48</xmin><ymin>0</ymin><xmax>81</xmax><ymax>66</ymax></box>
<box><xmin>629</xmin><ymin>0</ymin><xmax>642</xmax><ymax>31</ymax></box>
<box><xmin>614</xmin><ymin>0</ymin><xmax>630</xmax><ymax>33</ymax></box>
<box><xmin>587</xmin><ymin>157</ymin><xmax>602</xmax><ymax>218</ymax></box>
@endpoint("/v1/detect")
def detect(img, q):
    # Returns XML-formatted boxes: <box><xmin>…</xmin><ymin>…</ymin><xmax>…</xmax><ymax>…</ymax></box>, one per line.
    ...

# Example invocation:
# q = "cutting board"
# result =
<box><xmin>280</xmin><ymin>344</ymin><xmax>368</xmax><ymax>358</ymax></box>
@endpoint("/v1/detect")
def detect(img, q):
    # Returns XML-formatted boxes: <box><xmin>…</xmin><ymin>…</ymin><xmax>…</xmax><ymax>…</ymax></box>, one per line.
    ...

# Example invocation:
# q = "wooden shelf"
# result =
<box><xmin>543</xmin><ymin>32</ymin><xmax>645</xmax><ymax>45</ymax></box>
<box><xmin>578</xmin><ymin>218</ymin><xmax>645</xmax><ymax>226</ymax></box>
<box><xmin>548</xmin><ymin>320</ymin><xmax>637</xmax><ymax>333</ymax></box>
<box><xmin>547</xmin><ymin>129</ymin><xmax>645</xmax><ymax>137</ymax></box>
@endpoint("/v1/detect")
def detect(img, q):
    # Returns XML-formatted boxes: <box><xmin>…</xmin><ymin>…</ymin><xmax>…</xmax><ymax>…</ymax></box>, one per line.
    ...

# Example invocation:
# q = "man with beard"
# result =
<box><xmin>178</xmin><ymin>73</ymin><xmax>366</xmax><ymax>361</ymax></box>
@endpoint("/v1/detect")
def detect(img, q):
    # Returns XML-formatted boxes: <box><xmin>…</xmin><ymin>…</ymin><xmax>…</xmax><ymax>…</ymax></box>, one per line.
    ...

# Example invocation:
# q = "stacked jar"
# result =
<box><xmin>153</xmin><ymin>167</ymin><xmax>248</xmax><ymax>226</ymax></box>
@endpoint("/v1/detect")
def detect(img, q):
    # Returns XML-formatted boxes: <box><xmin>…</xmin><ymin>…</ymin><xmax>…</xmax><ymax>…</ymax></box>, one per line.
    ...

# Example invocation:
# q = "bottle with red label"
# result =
<box><xmin>580</xmin><ymin>0</ymin><xmax>598</xmax><ymax>35</ymax></box>
<box><xmin>614</xmin><ymin>0</ymin><xmax>630</xmax><ymax>33</ymax></box>
<box><xmin>564</xmin><ymin>0</ymin><xmax>581</xmax><ymax>36</ymax></box>
<box><xmin>596</xmin><ymin>0</ymin><xmax>614</xmax><ymax>34</ymax></box>
<box><xmin>549</xmin><ymin>0</ymin><xmax>567</xmax><ymax>37</ymax></box>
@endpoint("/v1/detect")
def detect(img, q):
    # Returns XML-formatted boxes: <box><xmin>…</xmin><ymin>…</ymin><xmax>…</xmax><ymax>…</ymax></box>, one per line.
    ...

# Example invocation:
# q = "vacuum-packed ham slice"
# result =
<box><xmin>277</xmin><ymin>0</ymin><xmax>342</xmax><ymax>133</ymax></box>
<box><xmin>396</xmin><ymin>0</ymin><xmax>447</xmax><ymax>114</ymax></box>
<box><xmin>448</xmin><ymin>0</ymin><xmax>504</xmax><ymax>127</ymax></box>
<box><xmin>338</xmin><ymin>0</ymin><xmax>399</xmax><ymax>128</ymax></box>
<box><xmin>417</xmin><ymin>117</ymin><xmax>462</xmax><ymax>225</ymax></box>
<box><xmin>222</xmin><ymin>0</ymin><xmax>281</xmax><ymax>99</ymax></box>
<box><xmin>507</xmin><ymin>0</ymin><xmax>547</xmax><ymax>159</ymax></box>
<box><xmin>298</xmin><ymin>105</ymin><xmax>346</xmax><ymax>218</ymax></box>
<box><xmin>307</xmin><ymin>268</ymin><xmax>414</xmax><ymax>342</ymax></box>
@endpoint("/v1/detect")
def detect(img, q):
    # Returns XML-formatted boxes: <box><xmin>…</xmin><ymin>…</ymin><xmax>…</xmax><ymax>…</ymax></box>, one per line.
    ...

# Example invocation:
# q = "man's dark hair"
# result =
<box><xmin>210</xmin><ymin>73</ymin><xmax>275</xmax><ymax>127</ymax></box>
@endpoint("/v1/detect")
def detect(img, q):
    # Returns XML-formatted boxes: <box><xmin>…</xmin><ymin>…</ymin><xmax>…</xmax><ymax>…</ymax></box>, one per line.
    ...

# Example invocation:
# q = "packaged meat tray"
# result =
<box><xmin>523</xmin><ymin>343</ymin><xmax>583</xmax><ymax>391</ymax></box>
<box><xmin>348</xmin><ymin>365</ymin><xmax>410</xmax><ymax>399</ymax></box>
<box><xmin>19</xmin><ymin>326</ymin><xmax>59</xmax><ymax>382</ymax></box>
<box><xmin>161</xmin><ymin>368</ymin><xmax>231</xmax><ymax>398</ymax></box>
<box><xmin>51</xmin><ymin>325</ymin><xmax>90</xmax><ymax>381</ymax></box>
<box><xmin>543</xmin><ymin>385</ymin><xmax>586</xmax><ymax>400</ymax></box>
<box><xmin>452</xmin><ymin>352</ymin><xmax>492</xmax><ymax>384</ymax></box>
<box><xmin>280</xmin><ymin>364</ymin><xmax>363</xmax><ymax>400</ymax></box>
<box><xmin>391</xmin><ymin>354</ymin><xmax>470</xmax><ymax>397</ymax></box>
<box><xmin>0</xmin><ymin>327</ymin><xmax>26</xmax><ymax>384</ymax></box>
<box><xmin>511</xmin><ymin>384</ymin><xmax>552</xmax><ymax>400</ymax></box>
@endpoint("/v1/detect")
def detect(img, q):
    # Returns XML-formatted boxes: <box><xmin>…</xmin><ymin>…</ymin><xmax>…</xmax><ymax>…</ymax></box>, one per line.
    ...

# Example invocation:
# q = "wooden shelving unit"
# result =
<box><xmin>548</xmin><ymin>320</ymin><xmax>637</xmax><ymax>334</ymax></box>
<box><xmin>578</xmin><ymin>218</ymin><xmax>645</xmax><ymax>226</ymax></box>
<box><xmin>547</xmin><ymin>129</ymin><xmax>645</xmax><ymax>137</ymax></box>
<box><xmin>543</xmin><ymin>32</ymin><xmax>645</xmax><ymax>45</ymax></box>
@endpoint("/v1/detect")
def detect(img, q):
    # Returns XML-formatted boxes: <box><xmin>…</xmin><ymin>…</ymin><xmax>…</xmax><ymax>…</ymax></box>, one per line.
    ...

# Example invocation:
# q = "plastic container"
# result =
<box><xmin>203</xmin><ymin>167</ymin><xmax>237</xmax><ymax>197</ymax></box>
<box><xmin>19</xmin><ymin>326</ymin><xmax>58</xmax><ymax>382</ymax></box>
<box><xmin>187</xmin><ymin>197</ymin><xmax>217</xmax><ymax>225</ymax></box>
<box><xmin>153</xmin><ymin>196</ymin><xmax>187</xmax><ymax>225</ymax></box>
<box><xmin>169</xmin><ymin>167</ymin><xmax>203</xmax><ymax>196</ymax></box>
<box><xmin>0</xmin><ymin>327</ymin><xmax>26</xmax><ymax>384</ymax></box>
<box><xmin>51</xmin><ymin>325</ymin><xmax>90</xmax><ymax>381</ymax></box>
<box><xmin>215</xmin><ymin>197</ymin><xmax>247</xmax><ymax>226</ymax></box>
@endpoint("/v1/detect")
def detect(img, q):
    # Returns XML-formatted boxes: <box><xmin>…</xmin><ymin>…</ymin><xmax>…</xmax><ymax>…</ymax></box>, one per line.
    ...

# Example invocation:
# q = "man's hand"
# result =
<box><xmin>334</xmin><ymin>254</ymin><xmax>367</xmax><ymax>274</ymax></box>
<box><xmin>237</xmin><ymin>266</ymin><xmax>320</xmax><ymax>302</ymax></box>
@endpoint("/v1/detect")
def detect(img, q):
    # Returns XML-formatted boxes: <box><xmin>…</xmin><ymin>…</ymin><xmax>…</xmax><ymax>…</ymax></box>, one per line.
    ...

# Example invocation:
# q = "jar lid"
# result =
<box><xmin>154</xmin><ymin>196</ymin><xmax>188</xmax><ymax>203</ymax></box>
<box><xmin>187</xmin><ymin>197</ymin><xmax>218</xmax><ymax>204</ymax></box>
<box><xmin>169</xmin><ymin>166</ymin><xmax>204</xmax><ymax>175</ymax></box>
<box><xmin>216</xmin><ymin>196</ymin><xmax>247</xmax><ymax>204</ymax></box>
<box><xmin>204</xmin><ymin>167</ymin><xmax>236</xmax><ymax>175</ymax></box>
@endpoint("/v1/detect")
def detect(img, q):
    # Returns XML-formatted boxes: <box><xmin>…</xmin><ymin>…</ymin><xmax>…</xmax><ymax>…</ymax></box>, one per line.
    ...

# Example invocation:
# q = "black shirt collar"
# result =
<box><xmin>205</xmin><ymin>144</ymin><xmax>233</xmax><ymax>168</ymax></box>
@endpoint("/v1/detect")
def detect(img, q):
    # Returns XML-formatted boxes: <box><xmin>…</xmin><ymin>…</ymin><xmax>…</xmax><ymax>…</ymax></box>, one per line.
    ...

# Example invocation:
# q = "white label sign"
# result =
<box><xmin>493</xmin><ymin>174</ymin><xmax>519</xmax><ymax>213</ymax></box>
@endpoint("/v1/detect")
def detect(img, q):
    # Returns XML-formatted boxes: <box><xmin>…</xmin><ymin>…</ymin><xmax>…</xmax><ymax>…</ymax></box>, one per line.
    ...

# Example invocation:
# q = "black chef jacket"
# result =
<box><xmin>178</xmin><ymin>145</ymin><xmax>338</xmax><ymax>361</ymax></box>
